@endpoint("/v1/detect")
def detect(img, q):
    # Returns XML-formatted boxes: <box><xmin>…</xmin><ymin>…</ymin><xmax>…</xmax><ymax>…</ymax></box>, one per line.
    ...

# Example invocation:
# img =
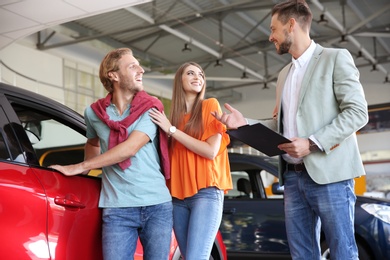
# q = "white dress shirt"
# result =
<box><xmin>282</xmin><ymin>40</ymin><xmax>316</xmax><ymax>164</ymax></box>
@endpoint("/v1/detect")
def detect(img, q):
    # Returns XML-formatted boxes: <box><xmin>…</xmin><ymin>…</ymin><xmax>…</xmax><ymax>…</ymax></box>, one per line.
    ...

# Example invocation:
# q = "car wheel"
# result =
<box><xmin>320</xmin><ymin>240</ymin><xmax>373</xmax><ymax>260</ymax></box>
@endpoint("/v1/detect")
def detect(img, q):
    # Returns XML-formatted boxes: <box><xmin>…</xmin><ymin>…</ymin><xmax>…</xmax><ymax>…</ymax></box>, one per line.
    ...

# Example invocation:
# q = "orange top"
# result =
<box><xmin>167</xmin><ymin>98</ymin><xmax>232</xmax><ymax>199</ymax></box>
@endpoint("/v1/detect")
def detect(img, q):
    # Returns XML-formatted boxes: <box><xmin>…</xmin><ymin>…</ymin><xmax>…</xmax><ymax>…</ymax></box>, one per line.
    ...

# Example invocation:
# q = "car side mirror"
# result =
<box><xmin>271</xmin><ymin>182</ymin><xmax>284</xmax><ymax>195</ymax></box>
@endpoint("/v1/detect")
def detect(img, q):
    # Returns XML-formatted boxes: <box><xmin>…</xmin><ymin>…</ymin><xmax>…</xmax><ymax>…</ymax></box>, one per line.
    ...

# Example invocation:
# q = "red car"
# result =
<box><xmin>0</xmin><ymin>82</ymin><xmax>227</xmax><ymax>260</ymax></box>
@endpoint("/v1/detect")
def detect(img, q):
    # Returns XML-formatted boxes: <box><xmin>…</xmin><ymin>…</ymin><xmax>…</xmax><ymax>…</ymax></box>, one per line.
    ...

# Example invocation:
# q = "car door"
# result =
<box><xmin>31</xmin><ymin>166</ymin><xmax>102</xmax><ymax>259</ymax></box>
<box><xmin>3</xmin><ymin>93</ymin><xmax>103</xmax><ymax>259</ymax></box>
<box><xmin>0</xmin><ymin>96</ymin><xmax>51</xmax><ymax>259</ymax></box>
<box><xmin>221</xmin><ymin>167</ymin><xmax>290</xmax><ymax>260</ymax></box>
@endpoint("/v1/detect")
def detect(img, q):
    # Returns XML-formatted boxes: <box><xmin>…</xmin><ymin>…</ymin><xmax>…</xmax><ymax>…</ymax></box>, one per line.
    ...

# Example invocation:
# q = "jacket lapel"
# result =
<box><xmin>298</xmin><ymin>44</ymin><xmax>323</xmax><ymax>106</ymax></box>
<box><xmin>275</xmin><ymin>63</ymin><xmax>292</xmax><ymax>133</ymax></box>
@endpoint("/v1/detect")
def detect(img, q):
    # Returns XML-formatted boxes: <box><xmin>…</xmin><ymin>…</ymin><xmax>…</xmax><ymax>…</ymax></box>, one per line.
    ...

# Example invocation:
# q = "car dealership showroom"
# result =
<box><xmin>1</xmin><ymin>0</ymin><xmax>389</xmax><ymax>259</ymax></box>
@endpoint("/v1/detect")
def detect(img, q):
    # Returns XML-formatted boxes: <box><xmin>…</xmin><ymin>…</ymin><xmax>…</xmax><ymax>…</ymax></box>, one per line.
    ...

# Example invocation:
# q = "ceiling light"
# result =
<box><xmin>356</xmin><ymin>50</ymin><xmax>364</xmax><ymax>60</ymax></box>
<box><xmin>182</xmin><ymin>43</ymin><xmax>192</xmax><ymax>52</ymax></box>
<box><xmin>384</xmin><ymin>76</ymin><xmax>389</xmax><ymax>84</ymax></box>
<box><xmin>263</xmin><ymin>82</ymin><xmax>269</xmax><ymax>89</ymax></box>
<box><xmin>317</xmin><ymin>14</ymin><xmax>328</xmax><ymax>25</ymax></box>
<box><xmin>241</xmin><ymin>72</ymin><xmax>248</xmax><ymax>79</ymax></box>
<box><xmin>339</xmin><ymin>35</ymin><xmax>348</xmax><ymax>45</ymax></box>
<box><xmin>214</xmin><ymin>59</ymin><xmax>223</xmax><ymax>67</ymax></box>
<box><xmin>371</xmin><ymin>64</ymin><xmax>378</xmax><ymax>72</ymax></box>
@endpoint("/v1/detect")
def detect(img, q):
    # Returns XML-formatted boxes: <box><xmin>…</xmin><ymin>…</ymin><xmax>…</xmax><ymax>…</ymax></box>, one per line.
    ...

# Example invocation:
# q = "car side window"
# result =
<box><xmin>227</xmin><ymin>171</ymin><xmax>253</xmax><ymax>199</ymax></box>
<box><xmin>10</xmin><ymin>104</ymin><xmax>90</xmax><ymax>170</ymax></box>
<box><xmin>29</xmin><ymin>119</ymin><xmax>87</xmax><ymax>167</ymax></box>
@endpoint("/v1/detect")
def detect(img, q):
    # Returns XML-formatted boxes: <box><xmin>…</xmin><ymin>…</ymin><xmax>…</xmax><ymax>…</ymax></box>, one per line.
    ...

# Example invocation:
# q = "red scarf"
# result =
<box><xmin>91</xmin><ymin>91</ymin><xmax>170</xmax><ymax>179</ymax></box>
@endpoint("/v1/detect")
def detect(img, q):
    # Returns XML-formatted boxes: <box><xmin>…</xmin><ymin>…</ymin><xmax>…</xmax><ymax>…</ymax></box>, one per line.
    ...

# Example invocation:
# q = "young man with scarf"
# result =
<box><xmin>50</xmin><ymin>48</ymin><xmax>173</xmax><ymax>260</ymax></box>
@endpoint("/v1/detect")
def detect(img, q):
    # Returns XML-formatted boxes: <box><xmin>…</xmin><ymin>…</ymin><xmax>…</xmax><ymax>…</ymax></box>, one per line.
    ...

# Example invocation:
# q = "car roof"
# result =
<box><xmin>0</xmin><ymin>82</ymin><xmax>86</xmax><ymax>131</ymax></box>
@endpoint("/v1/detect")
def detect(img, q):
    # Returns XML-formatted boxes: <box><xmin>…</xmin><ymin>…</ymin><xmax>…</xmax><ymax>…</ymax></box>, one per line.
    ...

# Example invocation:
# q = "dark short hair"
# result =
<box><xmin>271</xmin><ymin>0</ymin><xmax>312</xmax><ymax>30</ymax></box>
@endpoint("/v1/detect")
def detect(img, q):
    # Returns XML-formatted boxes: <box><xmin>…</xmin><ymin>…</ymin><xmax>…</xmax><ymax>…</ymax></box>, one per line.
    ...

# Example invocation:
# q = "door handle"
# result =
<box><xmin>55</xmin><ymin>194</ymin><xmax>86</xmax><ymax>210</ymax></box>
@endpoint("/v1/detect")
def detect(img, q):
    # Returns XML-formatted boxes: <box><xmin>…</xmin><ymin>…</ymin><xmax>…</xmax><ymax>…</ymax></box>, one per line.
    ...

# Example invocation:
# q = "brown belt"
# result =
<box><xmin>287</xmin><ymin>163</ymin><xmax>306</xmax><ymax>172</ymax></box>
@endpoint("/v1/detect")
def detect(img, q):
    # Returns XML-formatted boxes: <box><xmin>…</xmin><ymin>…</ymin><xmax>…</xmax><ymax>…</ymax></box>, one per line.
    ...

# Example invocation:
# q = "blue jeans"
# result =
<box><xmin>102</xmin><ymin>201</ymin><xmax>173</xmax><ymax>260</ymax></box>
<box><xmin>283</xmin><ymin>169</ymin><xmax>358</xmax><ymax>260</ymax></box>
<box><xmin>172</xmin><ymin>187</ymin><xmax>224</xmax><ymax>260</ymax></box>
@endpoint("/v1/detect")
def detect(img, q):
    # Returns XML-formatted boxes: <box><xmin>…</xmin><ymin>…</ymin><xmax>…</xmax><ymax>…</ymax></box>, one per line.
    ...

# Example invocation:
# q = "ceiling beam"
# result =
<box><xmin>125</xmin><ymin>6</ymin><xmax>265</xmax><ymax>81</ymax></box>
<box><xmin>347</xmin><ymin>3</ymin><xmax>390</xmax><ymax>36</ymax></box>
<box><xmin>311</xmin><ymin>0</ymin><xmax>389</xmax><ymax>76</ymax></box>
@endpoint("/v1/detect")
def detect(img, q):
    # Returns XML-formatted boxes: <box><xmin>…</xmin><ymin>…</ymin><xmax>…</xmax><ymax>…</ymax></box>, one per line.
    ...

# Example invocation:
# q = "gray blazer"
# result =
<box><xmin>264</xmin><ymin>44</ymin><xmax>368</xmax><ymax>185</ymax></box>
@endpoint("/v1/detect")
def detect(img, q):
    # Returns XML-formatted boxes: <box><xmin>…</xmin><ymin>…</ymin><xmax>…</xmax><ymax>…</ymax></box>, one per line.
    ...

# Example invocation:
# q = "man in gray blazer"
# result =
<box><xmin>212</xmin><ymin>0</ymin><xmax>368</xmax><ymax>259</ymax></box>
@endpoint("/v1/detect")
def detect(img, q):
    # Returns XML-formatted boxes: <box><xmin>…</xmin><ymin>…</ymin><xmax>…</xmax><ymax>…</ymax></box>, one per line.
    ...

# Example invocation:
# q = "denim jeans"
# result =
<box><xmin>172</xmin><ymin>187</ymin><xmax>224</xmax><ymax>260</ymax></box>
<box><xmin>102</xmin><ymin>201</ymin><xmax>173</xmax><ymax>260</ymax></box>
<box><xmin>283</xmin><ymin>169</ymin><xmax>358</xmax><ymax>260</ymax></box>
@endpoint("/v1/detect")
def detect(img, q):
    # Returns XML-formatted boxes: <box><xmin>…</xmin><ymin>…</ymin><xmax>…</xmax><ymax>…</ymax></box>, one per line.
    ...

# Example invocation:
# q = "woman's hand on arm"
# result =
<box><xmin>149</xmin><ymin>108</ymin><xmax>171</xmax><ymax>133</ymax></box>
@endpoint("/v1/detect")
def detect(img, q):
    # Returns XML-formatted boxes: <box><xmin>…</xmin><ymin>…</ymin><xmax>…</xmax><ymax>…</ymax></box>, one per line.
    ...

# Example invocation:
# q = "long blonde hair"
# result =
<box><xmin>169</xmin><ymin>62</ymin><xmax>206</xmax><ymax>140</ymax></box>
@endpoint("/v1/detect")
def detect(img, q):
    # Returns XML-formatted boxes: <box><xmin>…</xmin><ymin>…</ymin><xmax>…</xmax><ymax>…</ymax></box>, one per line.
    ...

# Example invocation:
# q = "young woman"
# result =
<box><xmin>149</xmin><ymin>62</ymin><xmax>232</xmax><ymax>260</ymax></box>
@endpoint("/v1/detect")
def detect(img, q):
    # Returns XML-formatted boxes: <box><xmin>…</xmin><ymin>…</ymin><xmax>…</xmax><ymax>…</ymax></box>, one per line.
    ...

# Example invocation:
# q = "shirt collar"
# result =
<box><xmin>292</xmin><ymin>40</ymin><xmax>316</xmax><ymax>68</ymax></box>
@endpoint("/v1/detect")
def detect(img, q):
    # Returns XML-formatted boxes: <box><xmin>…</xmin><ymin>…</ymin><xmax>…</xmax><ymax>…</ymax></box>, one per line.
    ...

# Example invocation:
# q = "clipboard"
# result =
<box><xmin>227</xmin><ymin>123</ymin><xmax>291</xmax><ymax>156</ymax></box>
